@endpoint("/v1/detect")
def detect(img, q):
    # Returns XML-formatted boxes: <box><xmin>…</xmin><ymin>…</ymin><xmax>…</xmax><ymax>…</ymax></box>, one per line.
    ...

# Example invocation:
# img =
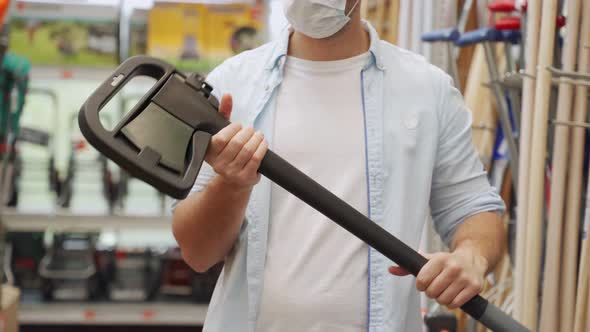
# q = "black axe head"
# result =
<box><xmin>78</xmin><ymin>56</ymin><xmax>230</xmax><ymax>199</ymax></box>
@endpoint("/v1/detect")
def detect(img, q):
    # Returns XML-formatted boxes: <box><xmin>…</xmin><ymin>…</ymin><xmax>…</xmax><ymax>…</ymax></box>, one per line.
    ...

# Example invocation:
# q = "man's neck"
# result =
<box><xmin>287</xmin><ymin>13</ymin><xmax>370</xmax><ymax>61</ymax></box>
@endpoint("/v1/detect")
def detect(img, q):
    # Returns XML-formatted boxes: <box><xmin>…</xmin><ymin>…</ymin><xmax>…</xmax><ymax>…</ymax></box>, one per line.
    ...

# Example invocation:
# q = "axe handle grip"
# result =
<box><xmin>256</xmin><ymin>150</ymin><xmax>529</xmax><ymax>332</ymax></box>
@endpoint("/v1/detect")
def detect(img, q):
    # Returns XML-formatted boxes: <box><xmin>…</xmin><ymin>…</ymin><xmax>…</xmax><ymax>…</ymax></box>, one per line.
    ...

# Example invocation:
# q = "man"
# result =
<box><xmin>172</xmin><ymin>0</ymin><xmax>506</xmax><ymax>331</ymax></box>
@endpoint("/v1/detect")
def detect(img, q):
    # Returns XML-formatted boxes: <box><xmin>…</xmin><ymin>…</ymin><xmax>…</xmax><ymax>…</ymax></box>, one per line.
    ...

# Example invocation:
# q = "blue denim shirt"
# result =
<box><xmin>175</xmin><ymin>21</ymin><xmax>505</xmax><ymax>332</ymax></box>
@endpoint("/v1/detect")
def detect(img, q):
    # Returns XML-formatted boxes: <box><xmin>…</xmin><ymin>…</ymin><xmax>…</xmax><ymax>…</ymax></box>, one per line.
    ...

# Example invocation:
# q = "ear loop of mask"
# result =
<box><xmin>346</xmin><ymin>0</ymin><xmax>361</xmax><ymax>17</ymax></box>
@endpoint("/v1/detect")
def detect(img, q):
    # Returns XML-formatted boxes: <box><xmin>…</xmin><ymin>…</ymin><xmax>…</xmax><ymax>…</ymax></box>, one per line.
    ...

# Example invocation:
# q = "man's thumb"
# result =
<box><xmin>219</xmin><ymin>93</ymin><xmax>233</xmax><ymax>120</ymax></box>
<box><xmin>388</xmin><ymin>252</ymin><xmax>434</xmax><ymax>276</ymax></box>
<box><xmin>388</xmin><ymin>266</ymin><xmax>410</xmax><ymax>276</ymax></box>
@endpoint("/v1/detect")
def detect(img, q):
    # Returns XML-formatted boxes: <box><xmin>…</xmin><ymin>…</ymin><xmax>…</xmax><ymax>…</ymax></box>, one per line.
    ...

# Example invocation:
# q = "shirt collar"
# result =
<box><xmin>265</xmin><ymin>20</ymin><xmax>385</xmax><ymax>72</ymax></box>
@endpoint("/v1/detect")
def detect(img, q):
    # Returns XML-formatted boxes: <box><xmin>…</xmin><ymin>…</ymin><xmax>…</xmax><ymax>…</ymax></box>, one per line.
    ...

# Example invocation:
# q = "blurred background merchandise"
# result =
<box><xmin>147</xmin><ymin>2</ymin><xmax>262</xmax><ymax>72</ymax></box>
<box><xmin>0</xmin><ymin>1</ymin><xmax>266</xmax><ymax>331</ymax></box>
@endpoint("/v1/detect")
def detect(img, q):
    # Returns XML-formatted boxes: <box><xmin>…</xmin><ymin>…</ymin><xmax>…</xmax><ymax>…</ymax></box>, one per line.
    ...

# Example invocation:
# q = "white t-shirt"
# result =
<box><xmin>256</xmin><ymin>52</ymin><xmax>370</xmax><ymax>331</ymax></box>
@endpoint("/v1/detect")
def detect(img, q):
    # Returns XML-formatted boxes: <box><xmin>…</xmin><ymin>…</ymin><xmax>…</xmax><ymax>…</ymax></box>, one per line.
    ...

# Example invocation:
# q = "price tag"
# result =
<box><xmin>61</xmin><ymin>69</ymin><xmax>74</xmax><ymax>79</ymax></box>
<box><xmin>142</xmin><ymin>309</ymin><xmax>156</xmax><ymax>321</ymax></box>
<box><xmin>84</xmin><ymin>310</ymin><xmax>96</xmax><ymax>321</ymax></box>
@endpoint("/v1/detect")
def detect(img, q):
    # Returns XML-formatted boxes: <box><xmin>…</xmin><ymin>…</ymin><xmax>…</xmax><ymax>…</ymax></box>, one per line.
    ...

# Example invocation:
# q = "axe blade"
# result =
<box><xmin>121</xmin><ymin>102</ymin><xmax>194</xmax><ymax>173</ymax></box>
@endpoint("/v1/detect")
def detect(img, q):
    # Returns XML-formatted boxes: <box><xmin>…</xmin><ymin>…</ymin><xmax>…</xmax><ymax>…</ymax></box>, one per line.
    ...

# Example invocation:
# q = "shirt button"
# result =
<box><xmin>404</xmin><ymin>116</ymin><xmax>419</xmax><ymax>130</ymax></box>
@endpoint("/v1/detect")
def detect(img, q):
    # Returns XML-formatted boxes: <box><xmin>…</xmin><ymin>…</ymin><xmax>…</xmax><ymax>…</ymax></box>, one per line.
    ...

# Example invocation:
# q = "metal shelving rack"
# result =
<box><xmin>20</xmin><ymin>302</ymin><xmax>207</xmax><ymax>326</ymax></box>
<box><xmin>2</xmin><ymin>210</ymin><xmax>172</xmax><ymax>232</ymax></box>
<box><xmin>5</xmin><ymin>208</ymin><xmax>208</xmax><ymax>329</ymax></box>
<box><xmin>5</xmin><ymin>1</ymin><xmax>234</xmax><ymax>329</ymax></box>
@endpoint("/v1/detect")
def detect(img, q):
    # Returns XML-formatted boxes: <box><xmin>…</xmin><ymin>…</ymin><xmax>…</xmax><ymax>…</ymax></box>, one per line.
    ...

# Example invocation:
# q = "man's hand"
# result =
<box><xmin>172</xmin><ymin>93</ymin><xmax>267</xmax><ymax>272</ymax></box>
<box><xmin>205</xmin><ymin>93</ymin><xmax>268</xmax><ymax>190</ymax></box>
<box><xmin>388</xmin><ymin>248</ymin><xmax>488</xmax><ymax>309</ymax></box>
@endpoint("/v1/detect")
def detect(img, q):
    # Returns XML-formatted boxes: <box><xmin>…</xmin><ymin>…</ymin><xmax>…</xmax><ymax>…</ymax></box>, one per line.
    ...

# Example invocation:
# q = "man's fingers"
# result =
<box><xmin>449</xmin><ymin>287</ymin><xmax>479</xmax><ymax>309</ymax></box>
<box><xmin>243</xmin><ymin>140</ymin><xmax>268</xmax><ymax>174</ymax></box>
<box><xmin>388</xmin><ymin>266</ymin><xmax>410</xmax><ymax>276</ymax></box>
<box><xmin>421</xmin><ymin>252</ymin><xmax>434</xmax><ymax>260</ymax></box>
<box><xmin>219</xmin><ymin>93</ymin><xmax>233</xmax><ymax>120</ymax></box>
<box><xmin>207</xmin><ymin>123</ymin><xmax>242</xmax><ymax>158</ymax></box>
<box><xmin>435</xmin><ymin>277</ymin><xmax>467</xmax><ymax>306</ymax></box>
<box><xmin>232</xmin><ymin>131</ymin><xmax>265</xmax><ymax>169</ymax></box>
<box><xmin>411</xmin><ymin>250</ymin><xmax>486</xmax><ymax>309</ymax></box>
<box><xmin>415</xmin><ymin>254</ymin><xmax>445</xmax><ymax>292</ymax></box>
<box><xmin>388</xmin><ymin>252</ymin><xmax>432</xmax><ymax>277</ymax></box>
<box><xmin>217</xmin><ymin>127</ymin><xmax>256</xmax><ymax>166</ymax></box>
<box><xmin>424</xmin><ymin>268</ymin><xmax>455</xmax><ymax>299</ymax></box>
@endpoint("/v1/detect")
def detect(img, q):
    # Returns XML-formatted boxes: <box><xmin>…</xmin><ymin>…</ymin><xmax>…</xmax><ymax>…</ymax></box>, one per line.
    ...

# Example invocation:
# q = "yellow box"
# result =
<box><xmin>147</xmin><ymin>3</ymin><xmax>203</xmax><ymax>59</ymax></box>
<box><xmin>203</xmin><ymin>4</ymin><xmax>262</xmax><ymax>59</ymax></box>
<box><xmin>147</xmin><ymin>2</ymin><xmax>262</xmax><ymax>71</ymax></box>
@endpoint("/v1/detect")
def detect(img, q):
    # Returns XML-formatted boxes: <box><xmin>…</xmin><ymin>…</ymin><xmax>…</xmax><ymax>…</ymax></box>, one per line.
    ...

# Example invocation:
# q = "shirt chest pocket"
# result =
<box><xmin>384</xmin><ymin>107</ymin><xmax>431</xmax><ymax>154</ymax></box>
<box><xmin>382</xmin><ymin>107</ymin><xmax>438</xmax><ymax>185</ymax></box>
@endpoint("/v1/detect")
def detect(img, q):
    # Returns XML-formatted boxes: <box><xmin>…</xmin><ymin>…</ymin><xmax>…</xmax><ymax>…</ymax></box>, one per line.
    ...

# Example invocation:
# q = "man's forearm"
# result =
<box><xmin>451</xmin><ymin>212</ymin><xmax>506</xmax><ymax>274</ymax></box>
<box><xmin>172</xmin><ymin>175</ymin><xmax>252</xmax><ymax>272</ymax></box>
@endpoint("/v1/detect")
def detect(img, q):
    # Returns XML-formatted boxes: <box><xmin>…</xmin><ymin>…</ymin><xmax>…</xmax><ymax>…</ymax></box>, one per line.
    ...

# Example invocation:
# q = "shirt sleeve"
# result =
<box><xmin>430</xmin><ymin>74</ymin><xmax>506</xmax><ymax>247</ymax></box>
<box><xmin>169</xmin><ymin>64</ymin><xmax>227</xmax><ymax>212</ymax></box>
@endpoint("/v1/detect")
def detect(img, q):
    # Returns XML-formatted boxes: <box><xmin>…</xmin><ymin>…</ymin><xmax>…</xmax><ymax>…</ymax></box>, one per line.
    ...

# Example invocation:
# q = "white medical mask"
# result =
<box><xmin>282</xmin><ymin>0</ymin><xmax>361</xmax><ymax>39</ymax></box>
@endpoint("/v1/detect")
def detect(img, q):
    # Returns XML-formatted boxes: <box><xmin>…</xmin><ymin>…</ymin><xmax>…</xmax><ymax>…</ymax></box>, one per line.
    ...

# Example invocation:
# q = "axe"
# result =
<box><xmin>79</xmin><ymin>56</ymin><xmax>528</xmax><ymax>332</ymax></box>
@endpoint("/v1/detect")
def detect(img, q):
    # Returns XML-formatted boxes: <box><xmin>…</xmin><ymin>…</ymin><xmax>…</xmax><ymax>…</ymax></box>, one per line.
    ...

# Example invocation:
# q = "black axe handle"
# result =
<box><xmin>259</xmin><ymin>152</ymin><xmax>526</xmax><ymax>332</ymax></box>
